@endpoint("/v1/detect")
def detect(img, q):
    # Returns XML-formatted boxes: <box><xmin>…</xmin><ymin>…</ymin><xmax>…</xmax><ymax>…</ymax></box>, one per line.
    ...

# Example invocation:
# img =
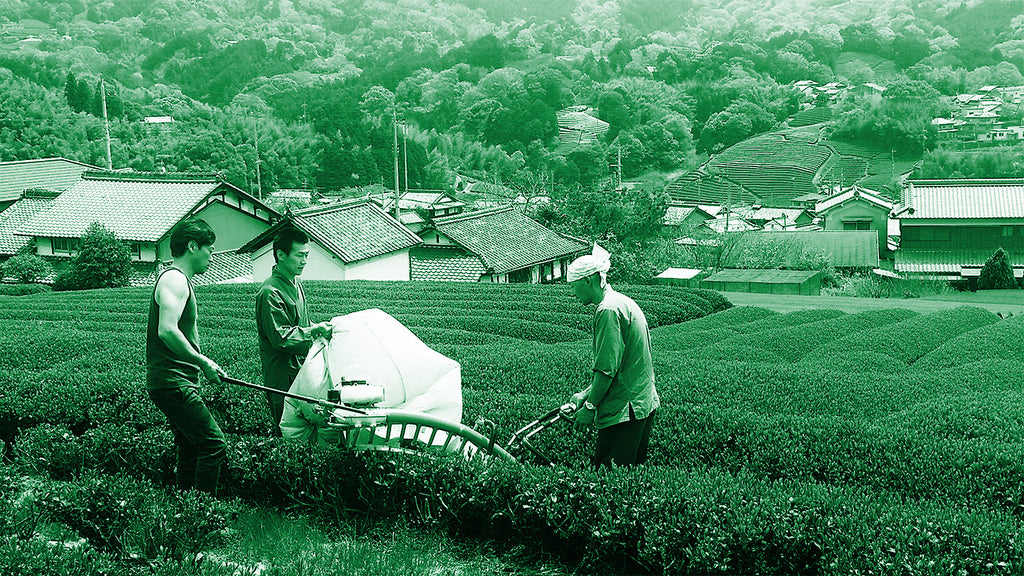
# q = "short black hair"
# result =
<box><xmin>273</xmin><ymin>226</ymin><xmax>309</xmax><ymax>262</ymax></box>
<box><xmin>169</xmin><ymin>218</ymin><xmax>216</xmax><ymax>258</ymax></box>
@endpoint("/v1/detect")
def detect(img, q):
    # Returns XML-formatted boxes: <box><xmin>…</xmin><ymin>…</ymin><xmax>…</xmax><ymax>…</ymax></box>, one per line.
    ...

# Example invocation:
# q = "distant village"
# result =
<box><xmin>1</xmin><ymin>79</ymin><xmax>1023</xmax><ymax>295</ymax></box>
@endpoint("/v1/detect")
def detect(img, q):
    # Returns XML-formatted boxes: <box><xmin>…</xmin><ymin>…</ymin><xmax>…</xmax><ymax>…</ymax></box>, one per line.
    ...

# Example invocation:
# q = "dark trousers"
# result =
<box><xmin>266</xmin><ymin>389</ymin><xmax>285</xmax><ymax>437</ymax></box>
<box><xmin>594</xmin><ymin>410</ymin><xmax>656</xmax><ymax>467</ymax></box>
<box><xmin>149</xmin><ymin>386</ymin><xmax>227</xmax><ymax>495</ymax></box>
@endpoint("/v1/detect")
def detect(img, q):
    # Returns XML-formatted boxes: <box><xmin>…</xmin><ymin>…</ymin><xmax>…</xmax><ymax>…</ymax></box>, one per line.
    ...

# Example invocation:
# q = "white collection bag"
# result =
<box><xmin>279</xmin><ymin>308</ymin><xmax>462</xmax><ymax>446</ymax></box>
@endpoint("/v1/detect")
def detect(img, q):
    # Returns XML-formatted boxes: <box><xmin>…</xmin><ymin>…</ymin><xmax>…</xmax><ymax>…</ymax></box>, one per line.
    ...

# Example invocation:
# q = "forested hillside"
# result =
<box><xmin>2</xmin><ymin>0</ymin><xmax>1024</xmax><ymax>231</ymax></box>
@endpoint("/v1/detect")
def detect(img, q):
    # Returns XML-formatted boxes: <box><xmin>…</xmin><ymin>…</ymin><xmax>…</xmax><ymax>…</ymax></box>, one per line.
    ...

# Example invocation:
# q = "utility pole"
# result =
<box><xmin>254</xmin><ymin>118</ymin><xmax>262</xmax><ymax>200</ymax></box>
<box><xmin>101</xmin><ymin>79</ymin><xmax>112</xmax><ymax>170</ymax></box>
<box><xmin>402</xmin><ymin>122</ymin><xmax>408</xmax><ymax>194</ymax></box>
<box><xmin>392</xmin><ymin>108</ymin><xmax>400</xmax><ymax>220</ymax></box>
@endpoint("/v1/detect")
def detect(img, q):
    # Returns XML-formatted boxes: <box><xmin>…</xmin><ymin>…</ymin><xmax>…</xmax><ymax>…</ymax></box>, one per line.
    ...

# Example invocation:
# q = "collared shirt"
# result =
<box><xmin>256</xmin><ymin>266</ymin><xmax>316</xmax><ymax>392</ymax></box>
<box><xmin>591</xmin><ymin>288</ymin><xmax>660</xmax><ymax>429</ymax></box>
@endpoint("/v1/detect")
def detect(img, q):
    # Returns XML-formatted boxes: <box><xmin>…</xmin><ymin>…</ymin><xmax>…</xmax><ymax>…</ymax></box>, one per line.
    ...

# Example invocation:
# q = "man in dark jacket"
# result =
<box><xmin>256</xmin><ymin>226</ymin><xmax>332</xmax><ymax>436</ymax></box>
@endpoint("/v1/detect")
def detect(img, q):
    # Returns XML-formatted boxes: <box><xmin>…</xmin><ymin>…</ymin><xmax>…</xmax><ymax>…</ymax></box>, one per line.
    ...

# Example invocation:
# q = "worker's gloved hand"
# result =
<box><xmin>573</xmin><ymin>403</ymin><xmax>595</xmax><ymax>431</ymax></box>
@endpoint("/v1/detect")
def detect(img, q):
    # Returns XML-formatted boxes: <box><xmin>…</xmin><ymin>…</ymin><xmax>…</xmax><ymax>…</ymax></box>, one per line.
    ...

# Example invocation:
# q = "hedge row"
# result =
<box><xmin>913</xmin><ymin>314</ymin><xmax>1024</xmax><ymax>371</ymax></box>
<box><xmin>11</xmin><ymin>426</ymin><xmax>1023</xmax><ymax>575</ymax></box>
<box><xmin>801</xmin><ymin>306</ymin><xmax>999</xmax><ymax>366</ymax></box>
<box><xmin>0</xmin><ymin>460</ymin><xmax>236</xmax><ymax>575</ymax></box>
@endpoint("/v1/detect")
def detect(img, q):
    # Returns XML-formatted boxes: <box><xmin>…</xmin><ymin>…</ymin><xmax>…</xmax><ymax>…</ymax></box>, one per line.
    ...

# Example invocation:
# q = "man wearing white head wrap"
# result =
<box><xmin>564</xmin><ymin>244</ymin><xmax>660</xmax><ymax>467</ymax></box>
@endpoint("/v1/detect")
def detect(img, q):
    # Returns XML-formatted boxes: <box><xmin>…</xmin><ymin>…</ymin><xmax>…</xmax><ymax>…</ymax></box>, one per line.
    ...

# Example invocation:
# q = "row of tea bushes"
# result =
<box><xmin>0</xmin><ymin>458</ymin><xmax>236</xmax><ymax>575</ymax></box>
<box><xmin>12</xmin><ymin>425</ymin><xmax>1023</xmax><ymax>575</ymax></box>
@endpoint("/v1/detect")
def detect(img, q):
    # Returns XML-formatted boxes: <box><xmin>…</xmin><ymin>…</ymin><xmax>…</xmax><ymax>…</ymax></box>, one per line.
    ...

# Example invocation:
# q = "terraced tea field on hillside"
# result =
<box><xmin>2</xmin><ymin>281</ymin><xmax>1024</xmax><ymax>574</ymax></box>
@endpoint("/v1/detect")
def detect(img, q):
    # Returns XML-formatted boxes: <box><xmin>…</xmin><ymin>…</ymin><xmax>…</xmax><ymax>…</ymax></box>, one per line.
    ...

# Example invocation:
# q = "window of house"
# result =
<box><xmin>52</xmin><ymin>237</ymin><xmax>78</xmax><ymax>254</ymax></box>
<box><xmin>130</xmin><ymin>242</ymin><xmax>142</xmax><ymax>260</ymax></box>
<box><xmin>843</xmin><ymin>221</ymin><xmax>871</xmax><ymax>231</ymax></box>
<box><xmin>508</xmin><ymin>268</ymin><xmax>531</xmax><ymax>283</ymax></box>
<box><xmin>1003</xmin><ymin>225</ymin><xmax>1014</xmax><ymax>237</ymax></box>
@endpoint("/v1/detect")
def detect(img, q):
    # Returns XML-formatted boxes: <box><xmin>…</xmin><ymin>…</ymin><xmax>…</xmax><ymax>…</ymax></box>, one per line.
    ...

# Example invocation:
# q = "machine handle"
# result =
<box><xmin>221</xmin><ymin>376</ymin><xmax>368</xmax><ymax>415</ymax></box>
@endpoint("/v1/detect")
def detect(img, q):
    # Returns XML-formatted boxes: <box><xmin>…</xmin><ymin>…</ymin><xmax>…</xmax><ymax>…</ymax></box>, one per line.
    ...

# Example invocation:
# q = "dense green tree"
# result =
<box><xmin>597</xmin><ymin>89</ymin><xmax>630</xmax><ymax>139</ymax></box>
<box><xmin>978</xmin><ymin>247</ymin><xmax>1017</xmax><ymax>290</ymax></box>
<box><xmin>56</xmin><ymin>223</ymin><xmax>133</xmax><ymax>291</ymax></box>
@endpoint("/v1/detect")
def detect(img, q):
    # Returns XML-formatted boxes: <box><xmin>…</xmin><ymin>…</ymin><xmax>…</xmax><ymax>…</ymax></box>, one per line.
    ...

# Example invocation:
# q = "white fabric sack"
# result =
<box><xmin>279</xmin><ymin>308</ymin><xmax>463</xmax><ymax>446</ymax></box>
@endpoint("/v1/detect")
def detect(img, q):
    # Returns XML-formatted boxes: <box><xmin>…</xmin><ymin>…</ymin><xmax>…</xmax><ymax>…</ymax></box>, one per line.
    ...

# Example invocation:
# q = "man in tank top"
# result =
<box><xmin>146</xmin><ymin>218</ymin><xmax>227</xmax><ymax>494</ymax></box>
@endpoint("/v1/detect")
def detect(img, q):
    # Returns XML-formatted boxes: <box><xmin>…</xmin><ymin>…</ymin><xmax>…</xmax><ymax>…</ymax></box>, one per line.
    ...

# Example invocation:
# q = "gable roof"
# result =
<box><xmin>0</xmin><ymin>190</ymin><xmax>60</xmax><ymax>255</ymax></box>
<box><xmin>896</xmin><ymin>179</ymin><xmax>1024</xmax><ymax>220</ymax></box>
<box><xmin>726</xmin><ymin>230</ymin><xmax>879</xmax><ymax>268</ymax></box>
<box><xmin>701</xmin><ymin>215</ymin><xmax>760</xmax><ymax>234</ymax></box>
<box><xmin>16</xmin><ymin>172</ymin><xmax>273</xmax><ymax>242</ymax></box>
<box><xmin>378</xmin><ymin>190</ymin><xmax>466</xmax><ymax>216</ymax></box>
<box><xmin>663</xmin><ymin>204</ymin><xmax>713</xmax><ymax>226</ymax></box>
<box><xmin>0</xmin><ymin>157</ymin><xmax>99</xmax><ymax>203</ymax></box>
<box><xmin>239</xmin><ymin>199</ymin><xmax>421</xmax><ymax>263</ymax></box>
<box><xmin>815</xmin><ymin>186</ymin><xmax>894</xmax><ymax>214</ymax></box>
<box><xmin>431</xmin><ymin>206</ymin><xmax>588</xmax><ymax>274</ymax></box>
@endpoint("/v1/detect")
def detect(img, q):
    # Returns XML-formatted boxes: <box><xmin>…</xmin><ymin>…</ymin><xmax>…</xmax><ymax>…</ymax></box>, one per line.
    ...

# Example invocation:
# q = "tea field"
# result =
<box><xmin>2</xmin><ymin>281</ymin><xmax>1024</xmax><ymax>574</ymax></box>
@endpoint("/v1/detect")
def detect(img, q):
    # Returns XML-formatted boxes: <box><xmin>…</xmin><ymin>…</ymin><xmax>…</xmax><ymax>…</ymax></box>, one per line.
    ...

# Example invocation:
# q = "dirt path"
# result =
<box><xmin>719</xmin><ymin>291</ymin><xmax>1024</xmax><ymax>317</ymax></box>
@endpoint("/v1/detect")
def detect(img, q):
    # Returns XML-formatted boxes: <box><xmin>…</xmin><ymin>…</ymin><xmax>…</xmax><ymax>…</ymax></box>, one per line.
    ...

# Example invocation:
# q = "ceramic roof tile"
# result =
<box><xmin>16</xmin><ymin>174</ymin><xmax>222</xmax><ymax>241</ymax></box>
<box><xmin>432</xmin><ymin>207</ymin><xmax>588</xmax><ymax>274</ymax></box>
<box><xmin>294</xmin><ymin>200</ymin><xmax>421</xmax><ymax>263</ymax></box>
<box><xmin>895</xmin><ymin>249</ymin><xmax>1024</xmax><ymax>273</ymax></box>
<box><xmin>0</xmin><ymin>194</ymin><xmax>58</xmax><ymax>254</ymax></box>
<box><xmin>901</xmin><ymin>179</ymin><xmax>1024</xmax><ymax>219</ymax></box>
<box><xmin>156</xmin><ymin>250</ymin><xmax>253</xmax><ymax>286</ymax></box>
<box><xmin>0</xmin><ymin>157</ymin><xmax>98</xmax><ymax>202</ymax></box>
<box><xmin>816</xmin><ymin>186</ymin><xmax>894</xmax><ymax>213</ymax></box>
<box><xmin>409</xmin><ymin>246</ymin><xmax>486</xmax><ymax>282</ymax></box>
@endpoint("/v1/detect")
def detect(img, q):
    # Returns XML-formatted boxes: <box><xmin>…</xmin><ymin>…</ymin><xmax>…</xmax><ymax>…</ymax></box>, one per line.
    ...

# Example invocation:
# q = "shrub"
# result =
<box><xmin>0</xmin><ymin>253</ymin><xmax>50</xmax><ymax>284</ymax></box>
<box><xmin>914</xmin><ymin>314</ymin><xmax>1024</xmax><ymax>370</ymax></box>
<box><xmin>0</xmin><ymin>284</ymin><xmax>51</xmax><ymax>296</ymax></box>
<box><xmin>979</xmin><ymin>247</ymin><xmax>1017</xmax><ymax>290</ymax></box>
<box><xmin>800</xmin><ymin>306</ymin><xmax>998</xmax><ymax>365</ymax></box>
<box><xmin>57</xmin><ymin>223</ymin><xmax>133</xmax><ymax>291</ymax></box>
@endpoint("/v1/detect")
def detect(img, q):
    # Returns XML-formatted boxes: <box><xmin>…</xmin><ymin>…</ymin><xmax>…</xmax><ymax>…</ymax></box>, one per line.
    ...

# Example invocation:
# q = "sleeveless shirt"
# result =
<box><xmin>146</xmin><ymin>267</ymin><xmax>200</xmax><ymax>389</ymax></box>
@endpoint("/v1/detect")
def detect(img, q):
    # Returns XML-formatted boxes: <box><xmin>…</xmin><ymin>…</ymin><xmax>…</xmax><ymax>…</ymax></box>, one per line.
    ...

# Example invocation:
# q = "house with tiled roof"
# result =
<box><xmin>375</xmin><ymin>190</ymin><xmax>466</xmax><ymax>233</ymax></box>
<box><xmin>731</xmin><ymin>205</ymin><xmax>814</xmax><ymax>231</ymax></box>
<box><xmin>556</xmin><ymin>106</ymin><xmax>610</xmax><ymax>146</ymax></box>
<box><xmin>662</xmin><ymin>203</ymin><xmax>714</xmax><ymax>231</ymax></box>
<box><xmin>238</xmin><ymin>198</ymin><xmax>422</xmax><ymax>282</ymax></box>
<box><xmin>0</xmin><ymin>157</ymin><xmax>99</xmax><ymax>211</ymax></box>
<box><xmin>17</xmin><ymin>171</ymin><xmax>276</xmax><ymax>261</ymax></box>
<box><xmin>0</xmin><ymin>189</ymin><xmax>60</xmax><ymax>259</ymax></box>
<box><xmin>413</xmin><ymin>206</ymin><xmax>588</xmax><ymax>283</ymax></box>
<box><xmin>815</xmin><ymin>186</ymin><xmax>895</xmax><ymax>258</ymax></box>
<box><xmin>893</xmin><ymin>179</ymin><xmax>1024</xmax><ymax>281</ymax></box>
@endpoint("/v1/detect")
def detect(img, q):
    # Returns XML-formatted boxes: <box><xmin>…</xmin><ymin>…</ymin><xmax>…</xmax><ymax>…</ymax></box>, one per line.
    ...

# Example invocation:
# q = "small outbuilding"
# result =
<box><xmin>654</xmin><ymin>267</ymin><xmax>705</xmax><ymax>287</ymax></box>
<box><xmin>702</xmin><ymin>268</ymin><xmax>823</xmax><ymax>295</ymax></box>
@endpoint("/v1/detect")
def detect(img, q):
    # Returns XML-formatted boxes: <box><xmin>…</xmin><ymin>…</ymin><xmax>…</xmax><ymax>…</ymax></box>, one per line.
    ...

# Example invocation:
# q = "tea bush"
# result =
<box><xmin>801</xmin><ymin>306</ymin><xmax>999</xmax><ymax>365</ymax></box>
<box><xmin>9</xmin><ymin>281</ymin><xmax>1024</xmax><ymax>574</ymax></box>
<box><xmin>913</xmin><ymin>314</ymin><xmax>1024</xmax><ymax>371</ymax></box>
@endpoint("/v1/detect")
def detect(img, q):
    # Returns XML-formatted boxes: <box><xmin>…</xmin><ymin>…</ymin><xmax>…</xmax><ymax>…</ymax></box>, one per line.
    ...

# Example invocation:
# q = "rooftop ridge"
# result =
<box><xmin>82</xmin><ymin>170</ymin><xmax>221</xmax><ymax>183</ymax></box>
